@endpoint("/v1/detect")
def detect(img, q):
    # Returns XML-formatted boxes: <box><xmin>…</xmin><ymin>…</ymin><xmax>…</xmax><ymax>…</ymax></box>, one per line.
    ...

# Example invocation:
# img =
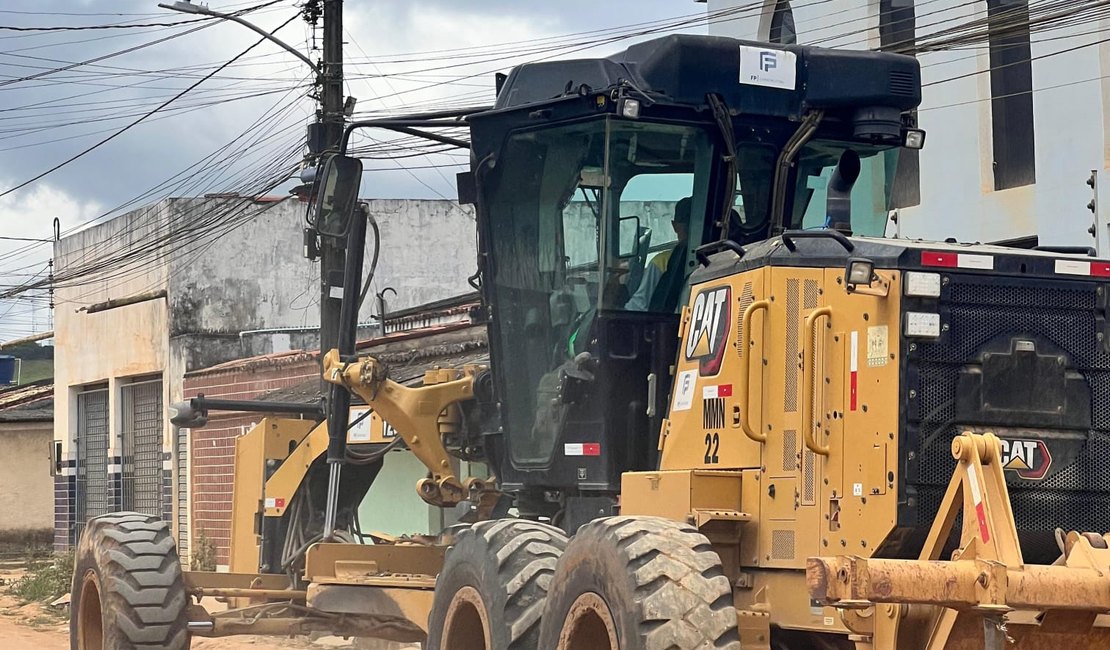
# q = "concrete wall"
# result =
<box><xmin>707</xmin><ymin>0</ymin><xmax>1110</xmax><ymax>248</ymax></box>
<box><xmin>0</xmin><ymin>422</ymin><xmax>53</xmax><ymax>535</ymax></box>
<box><xmin>359</xmin><ymin>199</ymin><xmax>478</xmax><ymax>311</ymax></box>
<box><xmin>53</xmin><ymin>196</ymin><xmax>478</xmax><ymax>550</ymax></box>
<box><xmin>166</xmin><ymin>198</ymin><xmax>476</xmax><ymax>345</ymax></box>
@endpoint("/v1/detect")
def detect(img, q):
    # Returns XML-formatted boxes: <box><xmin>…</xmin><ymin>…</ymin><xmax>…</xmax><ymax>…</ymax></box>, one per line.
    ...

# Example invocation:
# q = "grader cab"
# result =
<box><xmin>71</xmin><ymin>34</ymin><xmax>1110</xmax><ymax>650</ymax></box>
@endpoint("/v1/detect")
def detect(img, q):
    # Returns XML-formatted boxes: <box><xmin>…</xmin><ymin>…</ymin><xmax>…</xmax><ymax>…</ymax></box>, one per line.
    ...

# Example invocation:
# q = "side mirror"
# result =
<box><xmin>618</xmin><ymin>216</ymin><xmax>642</xmax><ymax>258</ymax></box>
<box><xmin>312</xmin><ymin>154</ymin><xmax>363</xmax><ymax>238</ymax></box>
<box><xmin>169</xmin><ymin>400</ymin><xmax>208</xmax><ymax>429</ymax></box>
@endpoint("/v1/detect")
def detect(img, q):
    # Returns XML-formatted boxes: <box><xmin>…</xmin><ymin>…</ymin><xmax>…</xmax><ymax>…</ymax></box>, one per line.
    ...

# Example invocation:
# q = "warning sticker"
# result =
<box><xmin>702</xmin><ymin>384</ymin><xmax>733</xmax><ymax>399</ymax></box>
<box><xmin>565</xmin><ymin>443</ymin><xmax>601</xmax><ymax>456</ymax></box>
<box><xmin>672</xmin><ymin>369</ymin><xmax>698</xmax><ymax>412</ymax></box>
<box><xmin>867</xmin><ymin>325</ymin><xmax>889</xmax><ymax>367</ymax></box>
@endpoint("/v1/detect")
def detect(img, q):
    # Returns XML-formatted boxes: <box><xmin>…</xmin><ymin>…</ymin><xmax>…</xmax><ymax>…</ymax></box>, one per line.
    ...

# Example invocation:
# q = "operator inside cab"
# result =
<box><xmin>623</xmin><ymin>197</ymin><xmax>691</xmax><ymax>312</ymax></box>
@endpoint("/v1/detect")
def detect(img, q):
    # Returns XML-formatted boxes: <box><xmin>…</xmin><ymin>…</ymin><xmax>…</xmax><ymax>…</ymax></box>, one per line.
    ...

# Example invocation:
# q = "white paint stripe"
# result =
<box><xmin>849</xmin><ymin>331</ymin><xmax>859</xmax><ymax>373</ymax></box>
<box><xmin>1055</xmin><ymin>259</ymin><xmax>1090</xmax><ymax>276</ymax></box>
<box><xmin>967</xmin><ymin>462</ymin><xmax>983</xmax><ymax>505</ymax></box>
<box><xmin>957</xmin><ymin>253</ymin><xmax>994</xmax><ymax>270</ymax></box>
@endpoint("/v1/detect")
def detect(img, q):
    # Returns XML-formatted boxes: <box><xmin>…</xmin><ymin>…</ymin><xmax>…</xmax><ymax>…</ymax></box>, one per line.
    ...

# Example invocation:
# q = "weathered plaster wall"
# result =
<box><xmin>0</xmin><ymin>422</ymin><xmax>53</xmax><ymax>533</ymax></box>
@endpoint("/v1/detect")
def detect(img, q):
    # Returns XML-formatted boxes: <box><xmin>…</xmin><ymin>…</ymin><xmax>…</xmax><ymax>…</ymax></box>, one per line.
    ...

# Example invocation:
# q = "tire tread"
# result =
<box><xmin>71</xmin><ymin>511</ymin><xmax>189</xmax><ymax>650</ymax></box>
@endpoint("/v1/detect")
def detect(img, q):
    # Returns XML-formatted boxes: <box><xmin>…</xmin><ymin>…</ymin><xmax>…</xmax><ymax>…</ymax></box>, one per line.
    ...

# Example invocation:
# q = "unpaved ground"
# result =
<box><xmin>0</xmin><ymin>588</ymin><xmax>309</xmax><ymax>650</ymax></box>
<box><xmin>0</xmin><ymin>565</ymin><xmax>417</xmax><ymax>650</ymax></box>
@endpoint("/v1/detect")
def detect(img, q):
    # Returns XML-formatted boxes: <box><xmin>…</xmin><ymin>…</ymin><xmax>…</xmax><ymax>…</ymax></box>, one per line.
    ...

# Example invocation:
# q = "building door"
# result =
<box><xmin>75</xmin><ymin>386</ymin><xmax>109</xmax><ymax>544</ymax></box>
<box><xmin>120</xmin><ymin>379</ymin><xmax>164</xmax><ymax>518</ymax></box>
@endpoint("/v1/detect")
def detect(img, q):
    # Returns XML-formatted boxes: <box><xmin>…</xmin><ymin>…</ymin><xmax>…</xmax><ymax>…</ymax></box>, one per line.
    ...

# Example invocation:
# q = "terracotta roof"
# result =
<box><xmin>0</xmin><ymin>380</ymin><xmax>53</xmax><ymax>422</ymax></box>
<box><xmin>192</xmin><ymin>349</ymin><xmax>317</xmax><ymax>376</ymax></box>
<box><xmin>187</xmin><ymin>320</ymin><xmax>483</xmax><ymax>378</ymax></box>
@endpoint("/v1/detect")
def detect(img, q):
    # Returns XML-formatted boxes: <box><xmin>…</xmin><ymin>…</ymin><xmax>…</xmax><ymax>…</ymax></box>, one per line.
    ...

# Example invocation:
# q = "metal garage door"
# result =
<box><xmin>75</xmin><ymin>387</ymin><xmax>109</xmax><ymax>543</ymax></box>
<box><xmin>121</xmin><ymin>380</ymin><xmax>164</xmax><ymax>517</ymax></box>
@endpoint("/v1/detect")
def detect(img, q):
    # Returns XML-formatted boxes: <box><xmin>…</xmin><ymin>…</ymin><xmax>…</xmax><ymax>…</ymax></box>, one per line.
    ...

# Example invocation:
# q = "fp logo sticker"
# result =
<box><xmin>999</xmin><ymin>438</ymin><xmax>1052</xmax><ymax>480</ymax></box>
<box><xmin>684</xmin><ymin>286</ymin><xmax>731</xmax><ymax>376</ymax></box>
<box><xmin>759</xmin><ymin>51</ymin><xmax>778</xmax><ymax>72</ymax></box>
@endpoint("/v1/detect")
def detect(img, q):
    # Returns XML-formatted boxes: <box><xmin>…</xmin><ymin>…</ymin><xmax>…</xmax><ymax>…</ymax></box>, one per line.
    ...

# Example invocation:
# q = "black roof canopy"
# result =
<box><xmin>492</xmin><ymin>34</ymin><xmax>920</xmax><ymax>118</ymax></box>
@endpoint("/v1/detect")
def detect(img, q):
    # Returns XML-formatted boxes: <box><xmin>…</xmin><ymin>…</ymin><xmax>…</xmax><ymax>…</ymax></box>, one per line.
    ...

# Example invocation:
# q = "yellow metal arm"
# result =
<box><xmin>322</xmin><ymin>349</ymin><xmax>478</xmax><ymax>506</ymax></box>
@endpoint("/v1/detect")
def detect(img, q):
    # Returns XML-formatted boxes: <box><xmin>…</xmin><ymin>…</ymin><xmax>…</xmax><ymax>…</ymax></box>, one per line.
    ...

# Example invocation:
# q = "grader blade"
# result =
<box><xmin>808</xmin><ymin>432</ymin><xmax>1110</xmax><ymax>648</ymax></box>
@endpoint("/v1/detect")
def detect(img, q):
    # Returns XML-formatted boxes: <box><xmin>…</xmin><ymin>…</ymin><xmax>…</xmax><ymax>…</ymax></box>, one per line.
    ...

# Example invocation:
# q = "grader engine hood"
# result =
<box><xmin>684</xmin><ymin>235</ymin><xmax>1110</xmax><ymax>563</ymax></box>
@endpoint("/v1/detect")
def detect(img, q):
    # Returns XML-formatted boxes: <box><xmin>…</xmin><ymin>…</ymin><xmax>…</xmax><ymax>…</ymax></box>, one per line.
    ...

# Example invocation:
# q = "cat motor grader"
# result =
<box><xmin>71</xmin><ymin>34</ymin><xmax>1110</xmax><ymax>650</ymax></box>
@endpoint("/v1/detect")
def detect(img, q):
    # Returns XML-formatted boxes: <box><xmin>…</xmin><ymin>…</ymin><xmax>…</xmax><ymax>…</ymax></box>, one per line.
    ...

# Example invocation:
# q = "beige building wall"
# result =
<box><xmin>52</xmin><ymin>201</ymin><xmax>171</xmax><ymax>462</ymax></box>
<box><xmin>0</xmin><ymin>422</ymin><xmax>54</xmax><ymax>534</ymax></box>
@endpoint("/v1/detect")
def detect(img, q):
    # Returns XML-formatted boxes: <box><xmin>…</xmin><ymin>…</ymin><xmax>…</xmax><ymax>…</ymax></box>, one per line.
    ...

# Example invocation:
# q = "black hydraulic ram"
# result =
<box><xmin>168</xmin><ymin>395</ymin><xmax>324</xmax><ymax>429</ymax></box>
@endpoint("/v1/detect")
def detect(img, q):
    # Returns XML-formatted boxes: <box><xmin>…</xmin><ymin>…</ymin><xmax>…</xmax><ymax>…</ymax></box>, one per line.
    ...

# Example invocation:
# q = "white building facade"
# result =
<box><xmin>705</xmin><ymin>0</ymin><xmax>1110</xmax><ymax>249</ymax></box>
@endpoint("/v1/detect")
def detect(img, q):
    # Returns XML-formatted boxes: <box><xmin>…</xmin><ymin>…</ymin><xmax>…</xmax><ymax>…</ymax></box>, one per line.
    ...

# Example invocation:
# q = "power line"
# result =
<box><xmin>0</xmin><ymin>11</ymin><xmax>302</xmax><ymax>200</ymax></box>
<box><xmin>0</xmin><ymin>19</ymin><xmax>211</xmax><ymax>32</ymax></box>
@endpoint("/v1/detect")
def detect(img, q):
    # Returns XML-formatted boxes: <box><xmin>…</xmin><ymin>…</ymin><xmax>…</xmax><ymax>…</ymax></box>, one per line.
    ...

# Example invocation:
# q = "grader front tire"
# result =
<box><xmin>537</xmin><ymin>516</ymin><xmax>741</xmax><ymax>650</ymax></box>
<box><xmin>426</xmin><ymin>519</ymin><xmax>568</xmax><ymax>650</ymax></box>
<box><xmin>70</xmin><ymin>512</ymin><xmax>190</xmax><ymax>650</ymax></box>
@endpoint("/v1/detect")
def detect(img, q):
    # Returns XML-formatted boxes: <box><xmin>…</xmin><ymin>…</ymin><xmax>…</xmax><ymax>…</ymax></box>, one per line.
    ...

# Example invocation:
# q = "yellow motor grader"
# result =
<box><xmin>71</xmin><ymin>34</ymin><xmax>1110</xmax><ymax>650</ymax></box>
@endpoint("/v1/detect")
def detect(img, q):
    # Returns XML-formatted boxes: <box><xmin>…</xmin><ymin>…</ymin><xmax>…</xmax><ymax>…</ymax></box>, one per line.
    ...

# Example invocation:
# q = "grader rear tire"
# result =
<box><xmin>426</xmin><ymin>519</ymin><xmax>568</xmax><ymax>650</ymax></box>
<box><xmin>70</xmin><ymin>512</ymin><xmax>190</xmax><ymax>650</ymax></box>
<box><xmin>537</xmin><ymin>516</ymin><xmax>741</xmax><ymax>650</ymax></box>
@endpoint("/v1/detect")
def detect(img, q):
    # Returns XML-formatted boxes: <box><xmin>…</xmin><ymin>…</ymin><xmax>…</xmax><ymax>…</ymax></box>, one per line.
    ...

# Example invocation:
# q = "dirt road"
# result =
<box><xmin>0</xmin><ymin>590</ymin><xmax>416</xmax><ymax>650</ymax></box>
<box><xmin>0</xmin><ymin>591</ymin><xmax>295</xmax><ymax>650</ymax></box>
<box><xmin>0</xmin><ymin>561</ymin><xmax>418</xmax><ymax>650</ymax></box>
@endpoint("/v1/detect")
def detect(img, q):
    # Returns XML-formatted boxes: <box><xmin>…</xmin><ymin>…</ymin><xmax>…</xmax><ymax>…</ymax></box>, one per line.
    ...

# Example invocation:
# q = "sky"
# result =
<box><xmin>0</xmin><ymin>0</ymin><xmax>712</xmax><ymax>341</ymax></box>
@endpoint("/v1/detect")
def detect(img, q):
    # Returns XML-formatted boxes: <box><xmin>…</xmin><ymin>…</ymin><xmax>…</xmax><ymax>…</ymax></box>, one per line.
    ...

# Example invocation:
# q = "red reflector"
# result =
<box><xmin>921</xmin><ymin>251</ymin><xmax>957</xmax><ymax>267</ymax></box>
<box><xmin>1093</xmin><ymin>263</ymin><xmax>1110</xmax><ymax>277</ymax></box>
<box><xmin>717</xmin><ymin>384</ymin><xmax>733</xmax><ymax>397</ymax></box>
<box><xmin>583</xmin><ymin>443</ymin><xmax>601</xmax><ymax>456</ymax></box>
<box><xmin>275</xmin><ymin>498</ymin><xmax>285</xmax><ymax>508</ymax></box>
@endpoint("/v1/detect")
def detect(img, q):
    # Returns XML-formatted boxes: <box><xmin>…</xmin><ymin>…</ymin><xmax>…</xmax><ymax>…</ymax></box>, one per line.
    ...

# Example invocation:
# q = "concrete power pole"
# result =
<box><xmin>318</xmin><ymin>0</ymin><xmax>346</xmax><ymax>359</ymax></box>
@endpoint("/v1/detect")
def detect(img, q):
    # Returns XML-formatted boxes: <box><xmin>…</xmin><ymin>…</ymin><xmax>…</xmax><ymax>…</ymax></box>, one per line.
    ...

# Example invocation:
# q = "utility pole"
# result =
<box><xmin>318</xmin><ymin>0</ymin><xmax>346</xmax><ymax>359</ymax></box>
<box><xmin>317</xmin><ymin>0</ymin><xmax>355</xmax><ymax>541</ymax></box>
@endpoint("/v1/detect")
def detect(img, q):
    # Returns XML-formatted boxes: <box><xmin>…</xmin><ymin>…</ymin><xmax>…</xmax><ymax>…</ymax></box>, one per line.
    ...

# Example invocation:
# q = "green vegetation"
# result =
<box><xmin>10</xmin><ymin>552</ymin><xmax>73</xmax><ymax>603</ymax></box>
<box><xmin>0</xmin><ymin>342</ymin><xmax>53</xmax><ymax>385</ymax></box>
<box><xmin>15</xmin><ymin>359</ymin><xmax>52</xmax><ymax>385</ymax></box>
<box><xmin>192</xmin><ymin>528</ymin><xmax>217</xmax><ymax>571</ymax></box>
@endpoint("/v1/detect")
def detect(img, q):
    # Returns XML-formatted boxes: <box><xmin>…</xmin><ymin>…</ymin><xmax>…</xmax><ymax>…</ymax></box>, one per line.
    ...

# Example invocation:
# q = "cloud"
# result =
<box><xmin>0</xmin><ymin>182</ymin><xmax>100</xmax><ymax>339</ymax></box>
<box><xmin>0</xmin><ymin>0</ymin><xmax>703</xmax><ymax>308</ymax></box>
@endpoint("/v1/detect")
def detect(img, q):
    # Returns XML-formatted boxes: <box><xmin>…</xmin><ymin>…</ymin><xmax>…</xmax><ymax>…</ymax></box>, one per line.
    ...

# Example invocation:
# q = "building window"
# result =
<box><xmin>880</xmin><ymin>0</ymin><xmax>921</xmax><ymax>208</ymax></box>
<box><xmin>987</xmin><ymin>0</ymin><xmax>1035</xmax><ymax>190</ymax></box>
<box><xmin>75</xmin><ymin>385</ymin><xmax>109</xmax><ymax>543</ymax></box>
<box><xmin>769</xmin><ymin>0</ymin><xmax>797</xmax><ymax>44</ymax></box>
<box><xmin>120</xmin><ymin>378</ymin><xmax>165</xmax><ymax>518</ymax></box>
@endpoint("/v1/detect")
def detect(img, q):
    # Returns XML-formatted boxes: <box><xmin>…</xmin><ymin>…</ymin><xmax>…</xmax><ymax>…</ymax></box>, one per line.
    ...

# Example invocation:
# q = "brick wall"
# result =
<box><xmin>184</xmin><ymin>356</ymin><xmax>319</xmax><ymax>566</ymax></box>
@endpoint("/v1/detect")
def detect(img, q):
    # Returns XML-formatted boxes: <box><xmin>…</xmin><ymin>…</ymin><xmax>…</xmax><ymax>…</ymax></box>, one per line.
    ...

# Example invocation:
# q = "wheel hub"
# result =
<box><xmin>76</xmin><ymin>569</ymin><xmax>103</xmax><ymax>650</ymax></box>
<box><xmin>441</xmin><ymin>585</ymin><xmax>492</xmax><ymax>650</ymax></box>
<box><xmin>556</xmin><ymin>591</ymin><xmax>619</xmax><ymax>650</ymax></box>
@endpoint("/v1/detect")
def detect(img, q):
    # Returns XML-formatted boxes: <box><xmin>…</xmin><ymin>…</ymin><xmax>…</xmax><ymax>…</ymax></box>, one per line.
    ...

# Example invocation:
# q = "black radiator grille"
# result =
<box><xmin>906</xmin><ymin>273</ymin><xmax>1110</xmax><ymax>559</ymax></box>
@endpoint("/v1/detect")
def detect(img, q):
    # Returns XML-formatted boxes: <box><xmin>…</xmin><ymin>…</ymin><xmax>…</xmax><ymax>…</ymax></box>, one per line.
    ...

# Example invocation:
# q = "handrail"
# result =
<box><xmin>739</xmin><ymin>300</ymin><xmax>770</xmax><ymax>443</ymax></box>
<box><xmin>802</xmin><ymin>306</ymin><xmax>833</xmax><ymax>456</ymax></box>
<box><xmin>781</xmin><ymin>229</ymin><xmax>855</xmax><ymax>253</ymax></box>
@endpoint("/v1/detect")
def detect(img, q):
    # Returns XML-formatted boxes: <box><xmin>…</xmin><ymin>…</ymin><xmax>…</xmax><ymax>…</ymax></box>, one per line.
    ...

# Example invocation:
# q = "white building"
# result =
<box><xmin>704</xmin><ymin>0</ymin><xmax>1110</xmax><ymax>249</ymax></box>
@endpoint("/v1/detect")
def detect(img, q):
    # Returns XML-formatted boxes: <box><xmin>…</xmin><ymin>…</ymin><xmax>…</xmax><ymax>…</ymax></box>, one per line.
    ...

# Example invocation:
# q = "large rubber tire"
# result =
<box><xmin>537</xmin><ymin>516</ymin><xmax>741</xmax><ymax>650</ymax></box>
<box><xmin>426</xmin><ymin>519</ymin><xmax>569</xmax><ymax>650</ymax></box>
<box><xmin>70</xmin><ymin>512</ymin><xmax>190</xmax><ymax>650</ymax></box>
